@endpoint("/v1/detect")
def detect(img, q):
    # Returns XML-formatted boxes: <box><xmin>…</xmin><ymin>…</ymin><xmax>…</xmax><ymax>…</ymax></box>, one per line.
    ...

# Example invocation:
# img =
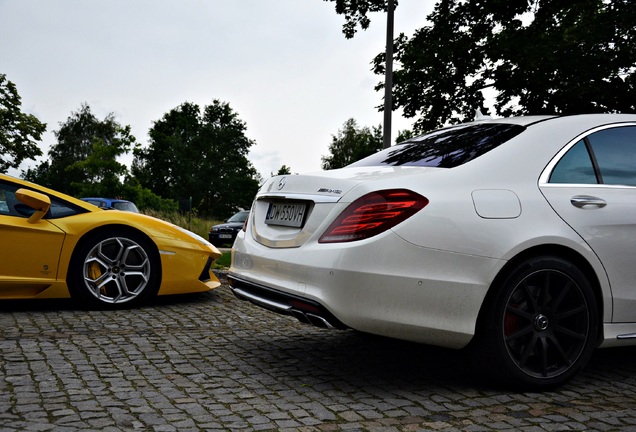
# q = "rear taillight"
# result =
<box><xmin>318</xmin><ymin>189</ymin><xmax>428</xmax><ymax>243</ymax></box>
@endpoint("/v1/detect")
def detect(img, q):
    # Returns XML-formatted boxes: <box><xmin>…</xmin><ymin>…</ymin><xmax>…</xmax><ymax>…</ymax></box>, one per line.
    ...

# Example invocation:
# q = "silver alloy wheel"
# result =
<box><xmin>82</xmin><ymin>236</ymin><xmax>151</xmax><ymax>304</ymax></box>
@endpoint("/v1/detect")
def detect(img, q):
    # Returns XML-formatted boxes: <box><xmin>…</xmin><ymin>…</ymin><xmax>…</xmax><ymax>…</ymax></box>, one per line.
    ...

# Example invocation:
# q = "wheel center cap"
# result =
<box><xmin>534</xmin><ymin>314</ymin><xmax>549</xmax><ymax>331</ymax></box>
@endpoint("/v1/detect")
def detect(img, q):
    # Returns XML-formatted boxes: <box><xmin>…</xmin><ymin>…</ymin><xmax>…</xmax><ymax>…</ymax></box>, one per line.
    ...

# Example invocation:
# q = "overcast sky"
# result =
<box><xmin>1</xmin><ymin>0</ymin><xmax>433</xmax><ymax>179</ymax></box>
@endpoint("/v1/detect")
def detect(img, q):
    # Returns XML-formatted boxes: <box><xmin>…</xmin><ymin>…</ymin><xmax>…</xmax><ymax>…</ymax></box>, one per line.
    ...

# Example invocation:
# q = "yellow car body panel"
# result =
<box><xmin>0</xmin><ymin>174</ymin><xmax>221</xmax><ymax>302</ymax></box>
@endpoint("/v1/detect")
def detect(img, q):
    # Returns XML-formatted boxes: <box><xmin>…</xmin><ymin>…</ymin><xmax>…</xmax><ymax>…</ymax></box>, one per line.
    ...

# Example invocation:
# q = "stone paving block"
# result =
<box><xmin>1</xmin><ymin>283</ymin><xmax>636</xmax><ymax>431</ymax></box>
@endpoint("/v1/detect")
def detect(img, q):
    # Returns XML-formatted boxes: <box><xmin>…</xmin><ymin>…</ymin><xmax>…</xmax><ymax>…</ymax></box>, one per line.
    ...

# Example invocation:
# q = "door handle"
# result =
<box><xmin>570</xmin><ymin>195</ymin><xmax>607</xmax><ymax>209</ymax></box>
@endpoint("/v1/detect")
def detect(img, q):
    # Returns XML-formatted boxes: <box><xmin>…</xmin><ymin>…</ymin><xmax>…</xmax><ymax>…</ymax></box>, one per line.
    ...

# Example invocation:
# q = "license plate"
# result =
<box><xmin>265</xmin><ymin>202</ymin><xmax>307</xmax><ymax>227</ymax></box>
<box><xmin>219</xmin><ymin>234</ymin><xmax>232</xmax><ymax>239</ymax></box>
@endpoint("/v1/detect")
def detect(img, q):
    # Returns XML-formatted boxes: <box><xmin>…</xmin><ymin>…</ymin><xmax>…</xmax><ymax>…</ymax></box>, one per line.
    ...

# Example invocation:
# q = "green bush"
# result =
<box><xmin>142</xmin><ymin>209</ymin><xmax>222</xmax><ymax>240</ymax></box>
<box><xmin>142</xmin><ymin>210</ymin><xmax>232</xmax><ymax>268</ymax></box>
<box><xmin>121</xmin><ymin>179</ymin><xmax>178</xmax><ymax>213</ymax></box>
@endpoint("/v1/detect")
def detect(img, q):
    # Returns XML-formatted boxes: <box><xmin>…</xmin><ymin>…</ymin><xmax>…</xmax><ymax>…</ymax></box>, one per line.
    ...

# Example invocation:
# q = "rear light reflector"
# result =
<box><xmin>319</xmin><ymin>189</ymin><xmax>428</xmax><ymax>243</ymax></box>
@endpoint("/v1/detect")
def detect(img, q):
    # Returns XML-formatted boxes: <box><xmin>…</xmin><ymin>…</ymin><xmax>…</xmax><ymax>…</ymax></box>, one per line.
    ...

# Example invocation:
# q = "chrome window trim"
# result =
<box><xmin>539</xmin><ymin>122</ymin><xmax>636</xmax><ymax>186</ymax></box>
<box><xmin>540</xmin><ymin>182</ymin><xmax>636</xmax><ymax>190</ymax></box>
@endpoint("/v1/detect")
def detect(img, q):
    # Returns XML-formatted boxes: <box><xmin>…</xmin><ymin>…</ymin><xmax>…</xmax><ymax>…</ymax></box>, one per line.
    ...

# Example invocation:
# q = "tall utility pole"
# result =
<box><xmin>383</xmin><ymin>0</ymin><xmax>395</xmax><ymax>149</ymax></box>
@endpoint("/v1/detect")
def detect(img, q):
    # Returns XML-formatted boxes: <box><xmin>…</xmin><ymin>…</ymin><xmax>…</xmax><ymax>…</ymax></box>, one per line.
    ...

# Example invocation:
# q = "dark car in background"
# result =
<box><xmin>81</xmin><ymin>197</ymin><xmax>139</xmax><ymax>213</ymax></box>
<box><xmin>209</xmin><ymin>210</ymin><xmax>249</xmax><ymax>246</ymax></box>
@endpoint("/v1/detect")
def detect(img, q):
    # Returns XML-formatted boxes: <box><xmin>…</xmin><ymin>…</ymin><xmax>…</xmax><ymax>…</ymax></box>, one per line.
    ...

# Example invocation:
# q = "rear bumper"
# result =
<box><xmin>228</xmin><ymin>274</ymin><xmax>348</xmax><ymax>329</ymax></box>
<box><xmin>230</xmin><ymin>230</ymin><xmax>505</xmax><ymax>349</ymax></box>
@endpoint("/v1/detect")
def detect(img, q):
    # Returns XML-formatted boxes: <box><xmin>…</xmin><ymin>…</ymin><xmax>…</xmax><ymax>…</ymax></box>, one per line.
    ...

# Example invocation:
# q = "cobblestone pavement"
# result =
<box><xmin>1</xmin><ymin>273</ymin><xmax>636</xmax><ymax>432</ymax></box>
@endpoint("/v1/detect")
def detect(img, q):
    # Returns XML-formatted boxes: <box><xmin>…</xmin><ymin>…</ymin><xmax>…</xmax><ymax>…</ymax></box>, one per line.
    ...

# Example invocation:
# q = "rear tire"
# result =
<box><xmin>68</xmin><ymin>229</ymin><xmax>161</xmax><ymax>308</ymax></box>
<box><xmin>477</xmin><ymin>256</ymin><xmax>598</xmax><ymax>391</ymax></box>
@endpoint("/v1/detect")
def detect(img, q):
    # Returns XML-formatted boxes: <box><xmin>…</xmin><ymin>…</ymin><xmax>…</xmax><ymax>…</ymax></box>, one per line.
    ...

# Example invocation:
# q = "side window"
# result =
<box><xmin>0</xmin><ymin>189</ymin><xmax>10</xmax><ymax>215</ymax></box>
<box><xmin>0</xmin><ymin>180</ymin><xmax>85</xmax><ymax>219</ymax></box>
<box><xmin>0</xmin><ymin>182</ymin><xmax>21</xmax><ymax>216</ymax></box>
<box><xmin>549</xmin><ymin>140</ymin><xmax>597</xmax><ymax>184</ymax></box>
<box><xmin>587</xmin><ymin>126</ymin><xmax>636</xmax><ymax>186</ymax></box>
<box><xmin>49</xmin><ymin>198</ymin><xmax>83</xmax><ymax>218</ymax></box>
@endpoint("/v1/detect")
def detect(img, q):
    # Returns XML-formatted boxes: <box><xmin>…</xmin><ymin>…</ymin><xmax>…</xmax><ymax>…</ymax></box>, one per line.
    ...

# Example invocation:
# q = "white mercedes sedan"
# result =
<box><xmin>228</xmin><ymin>114</ymin><xmax>636</xmax><ymax>390</ymax></box>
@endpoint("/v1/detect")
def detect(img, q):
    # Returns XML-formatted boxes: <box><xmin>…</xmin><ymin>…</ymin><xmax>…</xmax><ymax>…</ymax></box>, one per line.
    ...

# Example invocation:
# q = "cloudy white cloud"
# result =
<box><xmin>1</xmin><ymin>0</ymin><xmax>433</xmax><ymax>179</ymax></box>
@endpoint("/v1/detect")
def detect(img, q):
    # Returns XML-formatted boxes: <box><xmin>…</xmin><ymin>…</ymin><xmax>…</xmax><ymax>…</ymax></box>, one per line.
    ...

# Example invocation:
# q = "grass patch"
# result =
<box><xmin>142</xmin><ymin>209</ymin><xmax>232</xmax><ymax>269</ymax></box>
<box><xmin>142</xmin><ymin>209</ymin><xmax>222</xmax><ymax>240</ymax></box>
<box><xmin>212</xmin><ymin>252</ymin><xmax>231</xmax><ymax>269</ymax></box>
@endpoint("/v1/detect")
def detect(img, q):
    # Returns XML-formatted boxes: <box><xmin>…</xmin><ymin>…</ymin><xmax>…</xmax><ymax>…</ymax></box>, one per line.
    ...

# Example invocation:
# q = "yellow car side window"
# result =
<box><xmin>0</xmin><ymin>185</ymin><xmax>19</xmax><ymax>216</ymax></box>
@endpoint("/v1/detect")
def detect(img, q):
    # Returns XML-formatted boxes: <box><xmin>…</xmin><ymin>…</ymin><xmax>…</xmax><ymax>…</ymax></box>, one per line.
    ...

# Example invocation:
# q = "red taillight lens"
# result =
<box><xmin>318</xmin><ymin>189</ymin><xmax>428</xmax><ymax>243</ymax></box>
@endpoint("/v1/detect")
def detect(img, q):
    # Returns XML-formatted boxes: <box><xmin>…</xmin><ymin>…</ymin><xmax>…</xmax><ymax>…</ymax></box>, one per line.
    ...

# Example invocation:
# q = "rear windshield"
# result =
<box><xmin>113</xmin><ymin>201</ymin><xmax>139</xmax><ymax>212</ymax></box>
<box><xmin>227</xmin><ymin>211</ymin><xmax>249</xmax><ymax>223</ymax></box>
<box><xmin>349</xmin><ymin>123</ymin><xmax>526</xmax><ymax>168</ymax></box>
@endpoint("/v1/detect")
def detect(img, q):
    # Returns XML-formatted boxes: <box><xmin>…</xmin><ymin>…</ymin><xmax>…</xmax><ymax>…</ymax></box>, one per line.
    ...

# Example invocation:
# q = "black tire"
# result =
<box><xmin>476</xmin><ymin>256</ymin><xmax>598</xmax><ymax>391</ymax></box>
<box><xmin>68</xmin><ymin>229</ymin><xmax>161</xmax><ymax>308</ymax></box>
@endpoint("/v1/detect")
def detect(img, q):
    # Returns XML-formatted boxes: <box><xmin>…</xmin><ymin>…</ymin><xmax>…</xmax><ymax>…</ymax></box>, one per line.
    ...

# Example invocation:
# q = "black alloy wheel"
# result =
<box><xmin>479</xmin><ymin>256</ymin><xmax>598</xmax><ymax>390</ymax></box>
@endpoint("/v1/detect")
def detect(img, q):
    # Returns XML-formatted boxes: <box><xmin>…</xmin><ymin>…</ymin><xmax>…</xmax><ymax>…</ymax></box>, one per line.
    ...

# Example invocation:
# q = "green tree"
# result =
<box><xmin>324</xmin><ymin>0</ymin><xmax>396</xmax><ymax>38</ymax></box>
<box><xmin>69</xmin><ymin>136</ymin><xmax>133</xmax><ymax>197</ymax></box>
<box><xmin>376</xmin><ymin>0</ymin><xmax>636</xmax><ymax>131</ymax></box>
<box><xmin>274</xmin><ymin>165</ymin><xmax>292</xmax><ymax>176</ymax></box>
<box><xmin>120</xmin><ymin>176</ymin><xmax>178</xmax><ymax>213</ymax></box>
<box><xmin>322</xmin><ymin>118</ymin><xmax>383</xmax><ymax>170</ymax></box>
<box><xmin>325</xmin><ymin>0</ymin><xmax>636</xmax><ymax>132</ymax></box>
<box><xmin>24</xmin><ymin>104</ymin><xmax>135</xmax><ymax>197</ymax></box>
<box><xmin>133</xmin><ymin>100</ymin><xmax>260</xmax><ymax>217</ymax></box>
<box><xmin>395</xmin><ymin>129</ymin><xmax>415</xmax><ymax>143</ymax></box>
<box><xmin>0</xmin><ymin>74</ymin><xmax>46</xmax><ymax>173</ymax></box>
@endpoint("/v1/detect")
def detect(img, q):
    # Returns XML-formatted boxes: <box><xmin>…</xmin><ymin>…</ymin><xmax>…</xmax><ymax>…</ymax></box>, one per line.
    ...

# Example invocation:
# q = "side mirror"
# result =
<box><xmin>15</xmin><ymin>188</ymin><xmax>51</xmax><ymax>224</ymax></box>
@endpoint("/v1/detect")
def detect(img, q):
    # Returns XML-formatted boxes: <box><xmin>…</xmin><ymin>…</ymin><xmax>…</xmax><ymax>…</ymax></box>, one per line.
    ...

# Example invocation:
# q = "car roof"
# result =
<box><xmin>82</xmin><ymin>197</ymin><xmax>132</xmax><ymax>203</ymax></box>
<box><xmin>0</xmin><ymin>173</ymin><xmax>99</xmax><ymax>212</ymax></box>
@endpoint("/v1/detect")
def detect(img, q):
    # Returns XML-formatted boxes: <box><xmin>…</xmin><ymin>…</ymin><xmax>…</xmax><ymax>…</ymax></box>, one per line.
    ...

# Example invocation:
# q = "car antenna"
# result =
<box><xmin>474</xmin><ymin>109</ymin><xmax>492</xmax><ymax>121</ymax></box>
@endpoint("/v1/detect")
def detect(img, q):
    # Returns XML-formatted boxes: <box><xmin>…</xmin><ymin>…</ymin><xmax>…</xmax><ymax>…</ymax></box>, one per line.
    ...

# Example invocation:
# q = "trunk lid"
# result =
<box><xmin>249</xmin><ymin>166</ymin><xmax>430</xmax><ymax>248</ymax></box>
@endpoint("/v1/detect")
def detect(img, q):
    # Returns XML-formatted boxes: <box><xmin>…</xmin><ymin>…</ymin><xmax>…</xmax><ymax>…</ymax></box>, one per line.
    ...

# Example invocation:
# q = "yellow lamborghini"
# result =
<box><xmin>0</xmin><ymin>173</ymin><xmax>222</xmax><ymax>308</ymax></box>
